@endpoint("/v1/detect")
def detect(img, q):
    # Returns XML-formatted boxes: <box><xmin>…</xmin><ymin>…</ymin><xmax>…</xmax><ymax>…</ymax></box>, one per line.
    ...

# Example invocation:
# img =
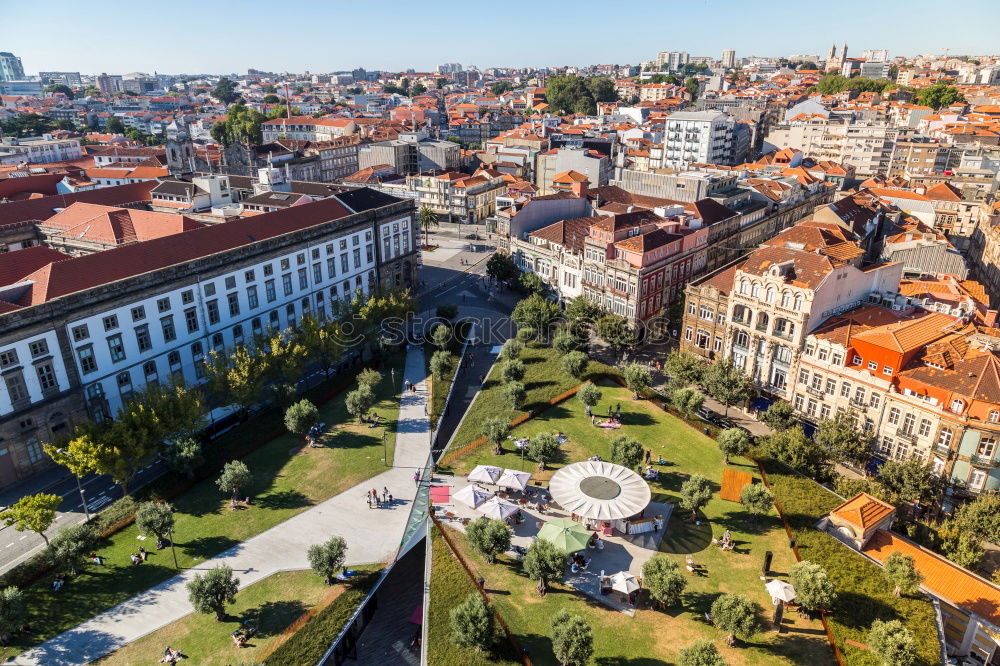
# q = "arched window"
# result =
<box><xmin>734</xmin><ymin>330</ymin><xmax>749</xmax><ymax>347</ymax></box>
<box><xmin>756</xmin><ymin>312</ymin><xmax>769</xmax><ymax>330</ymax></box>
<box><xmin>990</xmin><ymin>411</ymin><xmax>999</xmax><ymax>423</ymax></box>
<box><xmin>794</xmin><ymin>294</ymin><xmax>803</xmax><ymax>310</ymax></box>
<box><xmin>740</xmin><ymin>279</ymin><xmax>750</xmax><ymax>295</ymax></box>
<box><xmin>951</xmin><ymin>399</ymin><xmax>965</xmax><ymax>414</ymax></box>
<box><xmin>766</xmin><ymin>286</ymin><xmax>775</xmax><ymax>303</ymax></box>
<box><xmin>751</xmin><ymin>282</ymin><xmax>761</xmax><ymax>298</ymax></box>
<box><xmin>781</xmin><ymin>291</ymin><xmax>792</xmax><ymax>308</ymax></box>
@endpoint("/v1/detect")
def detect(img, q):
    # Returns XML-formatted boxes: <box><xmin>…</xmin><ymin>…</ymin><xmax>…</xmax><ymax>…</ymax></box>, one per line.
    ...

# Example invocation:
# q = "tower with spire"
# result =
<box><xmin>826</xmin><ymin>43</ymin><xmax>837</xmax><ymax>69</ymax></box>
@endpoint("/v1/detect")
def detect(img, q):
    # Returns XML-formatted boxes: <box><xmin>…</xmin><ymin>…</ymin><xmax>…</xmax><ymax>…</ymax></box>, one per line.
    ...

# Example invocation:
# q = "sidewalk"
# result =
<box><xmin>13</xmin><ymin>348</ymin><xmax>432</xmax><ymax>666</ymax></box>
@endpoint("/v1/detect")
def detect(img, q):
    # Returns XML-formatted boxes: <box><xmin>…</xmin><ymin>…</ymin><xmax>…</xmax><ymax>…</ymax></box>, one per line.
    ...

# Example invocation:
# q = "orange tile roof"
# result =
<box><xmin>831</xmin><ymin>493</ymin><xmax>895</xmax><ymax>530</ymax></box>
<box><xmin>850</xmin><ymin>312</ymin><xmax>955</xmax><ymax>353</ymax></box>
<box><xmin>864</xmin><ymin>530</ymin><xmax>1000</xmax><ymax>625</ymax></box>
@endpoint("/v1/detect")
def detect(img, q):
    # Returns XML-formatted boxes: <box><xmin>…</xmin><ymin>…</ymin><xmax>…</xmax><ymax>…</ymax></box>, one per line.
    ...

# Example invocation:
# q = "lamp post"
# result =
<box><xmin>382</xmin><ymin>431</ymin><xmax>388</xmax><ymax>467</ymax></box>
<box><xmin>167</xmin><ymin>526</ymin><xmax>178</xmax><ymax>568</ymax></box>
<box><xmin>57</xmin><ymin>448</ymin><xmax>90</xmax><ymax>522</ymax></box>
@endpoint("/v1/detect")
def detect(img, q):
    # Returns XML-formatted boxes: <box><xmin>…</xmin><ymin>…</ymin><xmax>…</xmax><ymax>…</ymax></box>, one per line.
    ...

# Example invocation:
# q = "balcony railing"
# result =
<box><xmin>895</xmin><ymin>428</ymin><xmax>917</xmax><ymax>443</ymax></box>
<box><xmin>933</xmin><ymin>444</ymin><xmax>952</xmax><ymax>457</ymax></box>
<box><xmin>970</xmin><ymin>454</ymin><xmax>997</xmax><ymax>467</ymax></box>
<box><xmin>805</xmin><ymin>386</ymin><xmax>825</xmax><ymax>398</ymax></box>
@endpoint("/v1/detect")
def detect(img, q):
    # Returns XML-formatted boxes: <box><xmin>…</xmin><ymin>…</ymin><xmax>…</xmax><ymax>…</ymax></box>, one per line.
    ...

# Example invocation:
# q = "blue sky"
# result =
<box><xmin>6</xmin><ymin>0</ymin><xmax>999</xmax><ymax>75</ymax></box>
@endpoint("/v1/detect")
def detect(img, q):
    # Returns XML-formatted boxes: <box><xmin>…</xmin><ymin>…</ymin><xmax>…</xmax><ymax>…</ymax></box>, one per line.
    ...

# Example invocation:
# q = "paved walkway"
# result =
<box><xmin>13</xmin><ymin>348</ymin><xmax>431</xmax><ymax>666</ymax></box>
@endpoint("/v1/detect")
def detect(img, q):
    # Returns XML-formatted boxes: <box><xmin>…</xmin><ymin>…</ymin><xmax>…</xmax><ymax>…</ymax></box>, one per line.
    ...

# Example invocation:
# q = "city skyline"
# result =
<box><xmin>5</xmin><ymin>0</ymin><xmax>999</xmax><ymax>75</ymax></box>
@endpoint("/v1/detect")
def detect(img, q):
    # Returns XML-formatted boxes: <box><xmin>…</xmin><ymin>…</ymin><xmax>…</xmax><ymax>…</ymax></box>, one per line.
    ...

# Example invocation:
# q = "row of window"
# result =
<box><xmin>797</xmin><ymin>369</ymin><xmax>882</xmax><ymax>408</ymax></box>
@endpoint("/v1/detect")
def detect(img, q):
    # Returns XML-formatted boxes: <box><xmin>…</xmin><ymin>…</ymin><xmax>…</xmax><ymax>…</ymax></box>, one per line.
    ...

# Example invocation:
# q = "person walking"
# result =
<box><xmin>413</xmin><ymin>469</ymin><xmax>421</xmax><ymax>485</ymax></box>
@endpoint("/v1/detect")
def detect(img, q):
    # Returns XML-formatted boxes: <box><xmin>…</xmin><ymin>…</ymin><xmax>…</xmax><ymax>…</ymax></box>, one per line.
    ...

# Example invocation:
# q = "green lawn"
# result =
<box><xmin>95</xmin><ymin>569</ymin><xmax>329</xmax><ymax>666</ymax></box>
<box><xmin>428</xmin><ymin>525</ymin><xmax>522</xmax><ymax>666</ymax></box>
<box><xmin>427</xmin><ymin>321</ymin><xmax>469</xmax><ymax>430</ymax></box>
<box><xmin>1</xmin><ymin>358</ymin><xmax>404</xmax><ymax>661</ymax></box>
<box><xmin>762</xmin><ymin>459</ymin><xmax>941</xmax><ymax>666</ymax></box>
<box><xmin>441</xmin><ymin>379</ymin><xmax>834</xmax><ymax>665</ymax></box>
<box><xmin>444</xmin><ymin>344</ymin><xmax>617</xmax><ymax>460</ymax></box>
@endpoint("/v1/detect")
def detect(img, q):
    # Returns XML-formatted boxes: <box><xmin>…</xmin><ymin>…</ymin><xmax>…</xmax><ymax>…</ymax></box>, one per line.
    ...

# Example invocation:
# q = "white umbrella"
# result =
<box><xmin>610</xmin><ymin>571</ymin><xmax>640</xmax><ymax>594</ymax></box>
<box><xmin>477</xmin><ymin>496</ymin><xmax>519</xmax><ymax>520</ymax></box>
<box><xmin>498</xmin><ymin>469</ymin><xmax>531</xmax><ymax>491</ymax></box>
<box><xmin>548</xmin><ymin>460</ymin><xmax>652</xmax><ymax>521</ymax></box>
<box><xmin>467</xmin><ymin>465</ymin><xmax>503</xmax><ymax>485</ymax></box>
<box><xmin>454</xmin><ymin>484</ymin><xmax>495</xmax><ymax>509</ymax></box>
<box><xmin>765</xmin><ymin>579</ymin><xmax>796</xmax><ymax>603</ymax></box>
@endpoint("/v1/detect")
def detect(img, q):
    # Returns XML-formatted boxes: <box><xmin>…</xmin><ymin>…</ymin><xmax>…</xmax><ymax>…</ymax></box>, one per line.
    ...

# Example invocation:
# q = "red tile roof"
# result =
<box><xmin>0</xmin><ymin>246</ymin><xmax>71</xmax><ymax>287</ymax></box>
<box><xmin>16</xmin><ymin>197</ymin><xmax>355</xmax><ymax>306</ymax></box>
<box><xmin>0</xmin><ymin>182</ymin><xmax>156</xmax><ymax>226</ymax></box>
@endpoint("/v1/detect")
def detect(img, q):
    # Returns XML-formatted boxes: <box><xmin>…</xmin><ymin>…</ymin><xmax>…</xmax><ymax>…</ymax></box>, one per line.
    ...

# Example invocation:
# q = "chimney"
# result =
<box><xmin>570</xmin><ymin>178</ymin><xmax>590</xmax><ymax>198</ymax></box>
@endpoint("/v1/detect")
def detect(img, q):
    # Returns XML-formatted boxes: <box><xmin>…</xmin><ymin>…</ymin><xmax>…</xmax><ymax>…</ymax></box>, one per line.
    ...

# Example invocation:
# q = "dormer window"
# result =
<box><xmin>990</xmin><ymin>410</ymin><xmax>999</xmax><ymax>423</ymax></box>
<box><xmin>952</xmin><ymin>399</ymin><xmax>965</xmax><ymax>413</ymax></box>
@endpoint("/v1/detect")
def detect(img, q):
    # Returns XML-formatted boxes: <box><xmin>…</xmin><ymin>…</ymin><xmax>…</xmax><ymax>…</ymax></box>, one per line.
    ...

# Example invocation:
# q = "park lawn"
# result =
<box><xmin>762</xmin><ymin>460</ymin><xmax>941</xmax><ymax>666</ymax></box>
<box><xmin>444</xmin><ymin>344</ymin><xmax>617</xmax><ymax>459</ymax></box>
<box><xmin>0</xmin><ymin>357</ymin><xmax>404</xmax><ymax>662</ymax></box>
<box><xmin>443</xmin><ymin>381</ymin><xmax>834</xmax><ymax>665</ymax></box>
<box><xmin>94</xmin><ymin>569</ymin><xmax>329</xmax><ymax>666</ymax></box>
<box><xmin>428</xmin><ymin>525</ymin><xmax>522</xmax><ymax>666</ymax></box>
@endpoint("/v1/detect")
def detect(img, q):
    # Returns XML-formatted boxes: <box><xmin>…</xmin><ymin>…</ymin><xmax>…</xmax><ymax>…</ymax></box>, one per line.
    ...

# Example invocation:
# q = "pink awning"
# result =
<box><xmin>429</xmin><ymin>486</ymin><xmax>450</xmax><ymax>504</ymax></box>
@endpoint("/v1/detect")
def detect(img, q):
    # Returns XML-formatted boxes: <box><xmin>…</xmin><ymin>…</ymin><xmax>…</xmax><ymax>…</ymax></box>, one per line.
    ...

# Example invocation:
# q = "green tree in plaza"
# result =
<box><xmin>815</xmin><ymin>411</ymin><xmax>871</xmax><ymax>467</ymax></box>
<box><xmin>516</xmin><ymin>327</ymin><xmax>537</xmax><ymax>342</ymax></box>
<box><xmin>759</xmin><ymin>426</ymin><xmax>833</xmax><ymax>481</ymax></box>
<box><xmin>664</xmin><ymin>350</ymin><xmax>706</xmax><ymax>390</ymax></box>
<box><xmin>49</xmin><ymin>523</ymin><xmax>100</xmax><ymax>575</ymax></box>
<box><xmin>135</xmin><ymin>501</ymin><xmax>175</xmax><ymax>550</ymax></box>
<box><xmin>466</xmin><ymin>517</ymin><xmax>513</xmax><ymax>564</ymax></box>
<box><xmin>867</xmin><ymin>619</ymin><xmax>917</xmax><ymax>666</ymax></box>
<box><xmin>679</xmin><ymin>474</ymin><xmax>712</xmax><ymax>520</ymax></box>
<box><xmin>678</xmin><ymin>640</ymin><xmax>725</xmax><ymax>666</ymax></box>
<box><xmin>938</xmin><ymin>520</ymin><xmax>985</xmax><ymax>570</ymax></box>
<box><xmin>717</xmin><ymin>427</ymin><xmax>751</xmax><ymax>464</ymax></box>
<box><xmin>565</xmin><ymin>296</ymin><xmax>601</xmax><ymax>327</ymax></box>
<box><xmin>500</xmin><ymin>359</ymin><xmax>526</xmax><ymax>383</ymax></box>
<box><xmin>790</xmin><ymin>560</ymin><xmax>835</xmax><ymax>612</ymax></box>
<box><xmin>577</xmin><ymin>381</ymin><xmax>602</xmax><ymax>413</ymax></box>
<box><xmin>3</xmin><ymin>493</ymin><xmax>61</xmax><ymax>546</ymax></box>
<box><xmin>486</xmin><ymin>252</ymin><xmax>519</xmax><ymax>282</ymax></box>
<box><xmin>882</xmin><ymin>551</ymin><xmax>924</xmax><ymax>598</ymax></box>
<box><xmin>308</xmin><ymin>536</ymin><xmax>347</xmax><ymax>585</ymax></box>
<box><xmin>553</xmin><ymin>328</ymin><xmax>586</xmax><ymax>354</ymax></box>
<box><xmin>512</xmin><ymin>293</ymin><xmax>560</xmax><ymax>341</ymax></box>
<box><xmin>955</xmin><ymin>493</ymin><xmax>1000</xmax><ymax>544</ymax></box>
<box><xmin>622</xmin><ymin>362</ymin><xmax>652</xmax><ymax>399</ymax></box>
<box><xmin>551</xmin><ymin>609</ymin><xmax>594</xmax><ymax>666</ymax></box>
<box><xmin>211</xmin><ymin>76</ymin><xmax>241</xmax><ymax>104</ymax></box>
<box><xmin>430</xmin><ymin>350</ymin><xmax>453</xmax><ymax>381</ymax></box>
<box><xmin>449</xmin><ymin>593</ymin><xmax>495</xmax><ymax>651</ymax></box>
<box><xmin>527</xmin><ymin>432</ymin><xmax>561</xmax><ymax>471</ymax></box>
<box><xmin>710</xmin><ymin>593</ymin><xmax>763</xmax><ymax>647</ymax></box>
<box><xmin>261</xmin><ymin>331</ymin><xmax>309</xmax><ymax>406</ymax></box>
<box><xmin>284</xmin><ymin>399</ymin><xmax>319</xmax><ymax>437</ymax></box>
<box><xmin>346</xmin><ymin>385</ymin><xmax>376</xmax><ymax>423</ymax></box>
<box><xmin>162</xmin><ymin>437</ymin><xmax>204</xmax><ymax>480</ymax></box>
<box><xmin>187</xmin><ymin>565</ymin><xmax>240</xmax><ymax>621</ymax></box>
<box><xmin>739</xmin><ymin>483</ymin><xmax>773</xmax><ymax>526</ymax></box>
<box><xmin>419</xmin><ymin>205</ymin><xmax>439</xmax><ymax>248</ymax></box>
<box><xmin>296</xmin><ymin>314</ymin><xmax>344</xmax><ymax>379</ymax></box>
<box><xmin>216</xmin><ymin>460</ymin><xmax>252</xmax><ymax>503</ymax></box>
<box><xmin>205</xmin><ymin>345</ymin><xmax>267</xmax><ymax>414</ymax></box>
<box><xmin>0</xmin><ymin>587</ymin><xmax>26</xmax><ymax>643</ymax></box>
<box><xmin>672</xmin><ymin>387</ymin><xmax>704</xmax><ymax>419</ymax></box>
<box><xmin>502</xmin><ymin>381</ymin><xmax>526</xmax><ymax>411</ymax></box>
<box><xmin>481</xmin><ymin>417</ymin><xmax>510</xmax><ymax>456</ymax></box>
<box><xmin>703</xmin><ymin>359</ymin><xmax>754</xmax><ymax>416</ymax></box>
<box><xmin>642</xmin><ymin>555</ymin><xmax>687</xmax><ymax>608</ymax></box>
<box><xmin>518</xmin><ymin>271</ymin><xmax>545</xmax><ymax>295</ymax></box>
<box><xmin>522</xmin><ymin>537</ymin><xmax>565</xmax><ymax>595</ymax></box>
<box><xmin>760</xmin><ymin>400</ymin><xmax>796</xmax><ymax>431</ymax></box>
<box><xmin>596</xmin><ymin>314</ymin><xmax>634</xmax><ymax>360</ymax></box>
<box><xmin>356</xmin><ymin>368</ymin><xmax>383</xmax><ymax>391</ymax></box>
<box><xmin>561</xmin><ymin>350</ymin><xmax>589</xmax><ymax>379</ymax></box>
<box><xmin>610</xmin><ymin>435</ymin><xmax>644</xmax><ymax>470</ymax></box>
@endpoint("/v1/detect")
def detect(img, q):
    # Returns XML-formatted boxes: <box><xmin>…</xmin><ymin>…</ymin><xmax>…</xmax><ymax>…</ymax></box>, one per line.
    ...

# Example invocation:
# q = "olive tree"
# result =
<box><xmin>710</xmin><ymin>593</ymin><xmax>763</xmax><ymax>646</ymax></box>
<box><xmin>610</xmin><ymin>436</ymin><xmax>644</xmax><ymax>470</ymax></box>
<box><xmin>500</xmin><ymin>359</ymin><xmax>526</xmax><ymax>383</ymax></box>
<box><xmin>523</xmin><ymin>537</ymin><xmax>565</xmax><ymax>596</ymax></box>
<box><xmin>740</xmin><ymin>483</ymin><xmax>774</xmax><ymax>526</ymax></box>
<box><xmin>680</xmin><ymin>474</ymin><xmax>713</xmax><ymax>519</ymax></box>
<box><xmin>678</xmin><ymin>640</ymin><xmax>725</xmax><ymax>666</ymax></box>
<box><xmin>135</xmin><ymin>501</ymin><xmax>175</xmax><ymax>549</ymax></box>
<box><xmin>527</xmin><ymin>432</ymin><xmax>561</xmax><ymax>470</ymax></box>
<box><xmin>551</xmin><ymin>610</ymin><xmax>594</xmax><ymax>666</ymax></box>
<box><xmin>642</xmin><ymin>555</ymin><xmax>687</xmax><ymax>608</ymax></box>
<box><xmin>216</xmin><ymin>460</ymin><xmax>252</xmax><ymax>502</ymax></box>
<box><xmin>882</xmin><ymin>552</ymin><xmax>924</xmax><ymax>597</ymax></box>
<box><xmin>187</xmin><ymin>565</ymin><xmax>240</xmax><ymax>621</ymax></box>
<box><xmin>717</xmin><ymin>428</ymin><xmax>751</xmax><ymax>464</ymax></box>
<box><xmin>307</xmin><ymin>536</ymin><xmax>347</xmax><ymax>585</ymax></box>
<box><xmin>561</xmin><ymin>351</ymin><xmax>589</xmax><ymax>379</ymax></box>
<box><xmin>789</xmin><ymin>560</ymin><xmax>835</xmax><ymax>612</ymax></box>
<box><xmin>449</xmin><ymin>593</ymin><xmax>495</xmax><ymax>651</ymax></box>
<box><xmin>499</xmin><ymin>339</ymin><xmax>523</xmax><ymax>361</ymax></box>
<box><xmin>868</xmin><ymin>619</ymin><xmax>917</xmax><ymax>666</ymax></box>
<box><xmin>672</xmin><ymin>387</ymin><xmax>704</xmax><ymax>419</ymax></box>
<box><xmin>622</xmin><ymin>363</ymin><xmax>652</xmax><ymax>398</ymax></box>
<box><xmin>481</xmin><ymin>417</ymin><xmax>510</xmax><ymax>456</ymax></box>
<box><xmin>284</xmin><ymin>398</ymin><xmax>319</xmax><ymax>436</ymax></box>
<box><xmin>466</xmin><ymin>517</ymin><xmax>513</xmax><ymax>564</ymax></box>
<box><xmin>501</xmin><ymin>381</ymin><xmax>526</xmax><ymax>411</ymax></box>
<box><xmin>577</xmin><ymin>381</ymin><xmax>602</xmax><ymax>413</ymax></box>
<box><xmin>50</xmin><ymin>523</ymin><xmax>100</xmax><ymax>575</ymax></box>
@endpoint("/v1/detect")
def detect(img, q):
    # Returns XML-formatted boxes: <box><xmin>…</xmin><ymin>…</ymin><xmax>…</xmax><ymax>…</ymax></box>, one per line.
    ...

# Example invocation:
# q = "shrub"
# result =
<box><xmin>789</xmin><ymin>560</ymin><xmax>835</xmax><ymax>612</ymax></box>
<box><xmin>449</xmin><ymin>593</ymin><xmax>495</xmax><ymax>651</ymax></box>
<box><xmin>516</xmin><ymin>326</ymin><xmax>536</xmax><ymax>342</ymax></box>
<box><xmin>499</xmin><ymin>339</ymin><xmax>523</xmax><ymax>361</ymax></box>
<box><xmin>642</xmin><ymin>555</ymin><xmax>687</xmax><ymax>608</ymax></box>
<box><xmin>868</xmin><ymin>619</ymin><xmax>917</xmax><ymax>666</ymax></box>
<box><xmin>466</xmin><ymin>517</ymin><xmax>513</xmax><ymax>564</ymax></box>
<box><xmin>672</xmin><ymin>387</ymin><xmax>704</xmax><ymax>418</ymax></box>
<box><xmin>436</xmin><ymin>303</ymin><xmax>459</xmax><ymax>321</ymax></box>
<box><xmin>561</xmin><ymin>351</ymin><xmax>588</xmax><ymax>379</ymax></box>
<box><xmin>501</xmin><ymin>381</ymin><xmax>525</xmax><ymax>411</ymax></box>
<box><xmin>622</xmin><ymin>363</ymin><xmax>652</xmax><ymax>398</ymax></box>
<box><xmin>551</xmin><ymin>610</ymin><xmax>594</xmax><ymax>666</ymax></box>
<box><xmin>284</xmin><ymin>398</ymin><xmax>319</xmax><ymax>436</ymax></box>
<box><xmin>678</xmin><ymin>640</ymin><xmax>725</xmax><ymax>666</ymax></box>
<box><xmin>430</xmin><ymin>350</ymin><xmax>454</xmax><ymax>381</ymax></box>
<box><xmin>500</xmin><ymin>359</ymin><xmax>526</xmax><ymax>383</ymax></box>
<box><xmin>882</xmin><ymin>552</ymin><xmax>924</xmax><ymax>598</ymax></box>
<box><xmin>481</xmin><ymin>417</ymin><xmax>510</xmax><ymax>455</ymax></box>
<box><xmin>739</xmin><ymin>483</ymin><xmax>773</xmax><ymax>524</ymax></box>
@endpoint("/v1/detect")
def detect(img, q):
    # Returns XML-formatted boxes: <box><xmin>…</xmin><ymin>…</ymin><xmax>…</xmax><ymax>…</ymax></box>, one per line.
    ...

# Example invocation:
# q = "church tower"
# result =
<box><xmin>826</xmin><ymin>44</ymin><xmax>837</xmax><ymax>69</ymax></box>
<box><xmin>166</xmin><ymin>132</ymin><xmax>195</xmax><ymax>176</ymax></box>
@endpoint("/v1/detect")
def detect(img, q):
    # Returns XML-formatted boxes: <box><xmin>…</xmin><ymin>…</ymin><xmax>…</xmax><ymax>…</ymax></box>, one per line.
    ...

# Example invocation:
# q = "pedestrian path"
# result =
<box><xmin>13</xmin><ymin>348</ymin><xmax>431</xmax><ymax>666</ymax></box>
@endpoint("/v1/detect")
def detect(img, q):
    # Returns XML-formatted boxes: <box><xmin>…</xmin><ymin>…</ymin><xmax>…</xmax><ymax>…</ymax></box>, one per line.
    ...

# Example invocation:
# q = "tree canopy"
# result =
<box><xmin>551</xmin><ymin>610</ymin><xmax>594</xmax><ymax>666</ymax></box>
<box><xmin>211</xmin><ymin>76</ymin><xmax>242</xmax><ymax>104</ymax></box>
<box><xmin>466</xmin><ymin>517</ymin><xmax>513</xmax><ymax>564</ymax></box>
<box><xmin>916</xmin><ymin>83</ymin><xmax>964</xmax><ymax>110</ymax></box>
<box><xmin>710</xmin><ymin>593</ymin><xmax>763</xmax><ymax>646</ymax></box>
<box><xmin>307</xmin><ymin>536</ymin><xmax>347</xmax><ymax>585</ymax></box>
<box><xmin>187</xmin><ymin>565</ymin><xmax>240</xmax><ymax>621</ymax></box>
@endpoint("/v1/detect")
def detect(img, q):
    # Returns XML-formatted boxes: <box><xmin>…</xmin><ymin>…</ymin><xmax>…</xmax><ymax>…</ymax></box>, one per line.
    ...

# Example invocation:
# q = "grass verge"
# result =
<box><xmin>1</xmin><ymin>356</ymin><xmax>404</xmax><ymax>661</ymax></box>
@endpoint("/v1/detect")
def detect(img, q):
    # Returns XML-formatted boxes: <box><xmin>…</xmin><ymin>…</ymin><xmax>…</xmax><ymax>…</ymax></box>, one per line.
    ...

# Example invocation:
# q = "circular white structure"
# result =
<box><xmin>548</xmin><ymin>460</ymin><xmax>651</xmax><ymax>521</ymax></box>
